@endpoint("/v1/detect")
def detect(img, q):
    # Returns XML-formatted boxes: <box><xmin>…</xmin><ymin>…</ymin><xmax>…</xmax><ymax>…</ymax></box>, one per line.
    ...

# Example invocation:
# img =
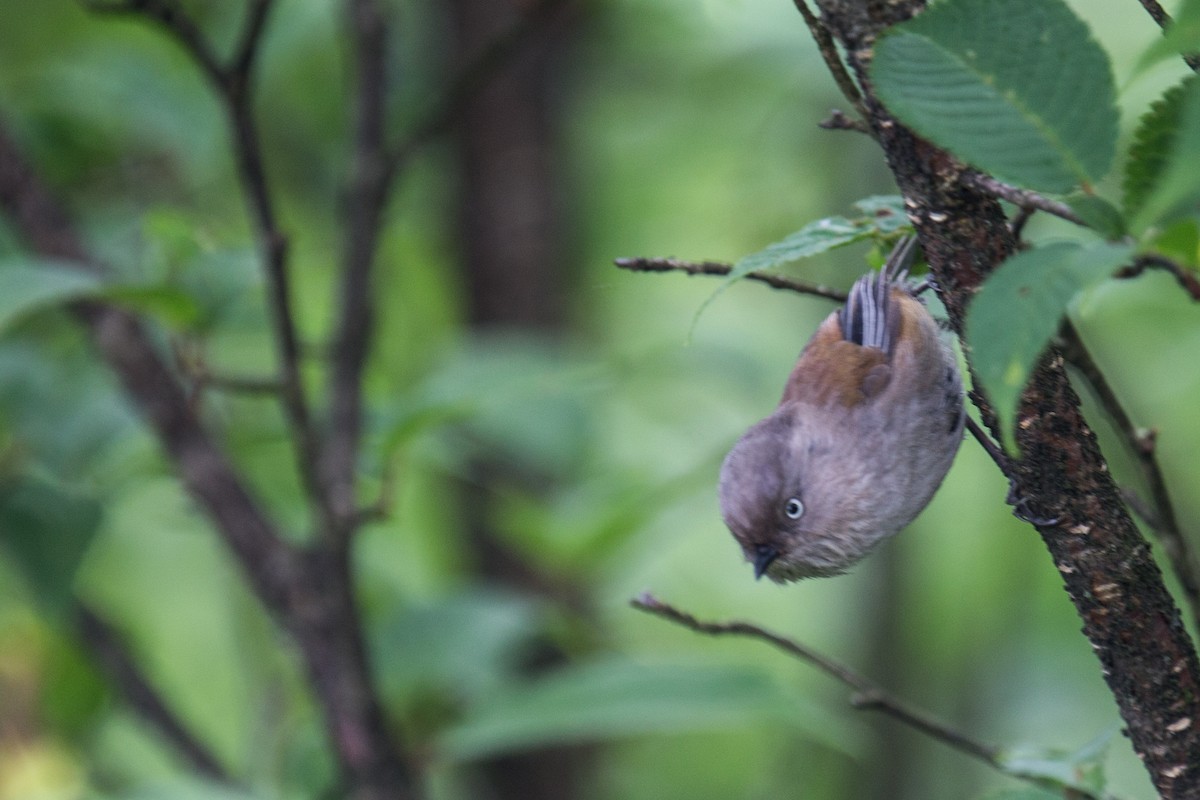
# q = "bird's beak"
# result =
<box><xmin>752</xmin><ymin>544</ymin><xmax>780</xmax><ymax>580</ymax></box>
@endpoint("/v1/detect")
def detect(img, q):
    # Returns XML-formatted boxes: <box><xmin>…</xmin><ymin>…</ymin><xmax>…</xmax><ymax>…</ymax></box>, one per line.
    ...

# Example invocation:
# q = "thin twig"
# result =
<box><xmin>77</xmin><ymin>605</ymin><xmax>233</xmax><ymax>782</ymax></box>
<box><xmin>631</xmin><ymin>595</ymin><xmax>1004</xmax><ymax>764</ymax></box>
<box><xmin>818</xmin><ymin>109</ymin><xmax>870</xmax><ymax>133</ymax></box>
<box><xmin>960</xmin><ymin>172</ymin><xmax>1086</xmax><ymax>227</ymax></box>
<box><xmin>790</xmin><ymin>0</ymin><xmax>871</xmax><ymax>125</ymax></box>
<box><xmin>631</xmin><ymin>594</ymin><xmax>1120</xmax><ymax>800</ymax></box>
<box><xmin>86</xmin><ymin>0</ymin><xmax>226</xmax><ymax>84</ymax></box>
<box><xmin>1008</xmin><ymin>206</ymin><xmax>1035</xmax><ymax>241</ymax></box>
<box><xmin>384</xmin><ymin>0</ymin><xmax>567</xmax><ymax>178</ymax></box>
<box><xmin>1060</xmin><ymin>320</ymin><xmax>1200</xmax><ymax>630</ymax></box>
<box><xmin>613</xmin><ymin>256</ymin><xmax>848</xmax><ymax>302</ymax></box>
<box><xmin>1136</xmin><ymin>0</ymin><xmax>1200</xmax><ymax>71</ymax></box>
<box><xmin>1115</xmin><ymin>254</ymin><xmax>1200</xmax><ymax>301</ymax></box>
<box><xmin>1139</xmin><ymin>0</ymin><xmax>1171</xmax><ymax>26</ymax></box>
<box><xmin>229</xmin><ymin>0</ymin><xmax>275</xmax><ymax>81</ymax></box>
<box><xmin>323</xmin><ymin>0</ymin><xmax>392</xmax><ymax>538</ymax></box>
<box><xmin>87</xmin><ymin>0</ymin><xmax>332</xmax><ymax>528</ymax></box>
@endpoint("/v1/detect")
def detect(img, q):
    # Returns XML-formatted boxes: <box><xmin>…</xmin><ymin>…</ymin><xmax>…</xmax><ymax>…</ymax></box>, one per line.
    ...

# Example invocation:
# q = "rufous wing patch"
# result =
<box><xmin>782</xmin><ymin>315</ymin><xmax>891</xmax><ymax>407</ymax></box>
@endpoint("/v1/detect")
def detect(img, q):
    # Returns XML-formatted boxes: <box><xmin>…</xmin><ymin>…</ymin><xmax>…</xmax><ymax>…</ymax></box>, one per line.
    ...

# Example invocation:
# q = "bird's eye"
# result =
<box><xmin>784</xmin><ymin>497</ymin><xmax>804</xmax><ymax>519</ymax></box>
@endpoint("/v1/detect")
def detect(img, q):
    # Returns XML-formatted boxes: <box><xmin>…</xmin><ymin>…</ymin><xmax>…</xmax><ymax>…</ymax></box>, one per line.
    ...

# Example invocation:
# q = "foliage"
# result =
<box><xmin>872</xmin><ymin>0</ymin><xmax>1117</xmax><ymax>193</ymax></box>
<box><xmin>0</xmin><ymin>0</ymin><xmax>1193</xmax><ymax>799</ymax></box>
<box><xmin>866</xmin><ymin>0</ymin><xmax>1200</xmax><ymax>452</ymax></box>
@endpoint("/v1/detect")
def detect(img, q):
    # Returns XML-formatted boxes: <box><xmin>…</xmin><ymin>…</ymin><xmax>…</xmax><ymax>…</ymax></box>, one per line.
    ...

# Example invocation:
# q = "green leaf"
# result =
<box><xmin>0</xmin><ymin>475</ymin><xmax>102</xmax><ymax>615</ymax></box>
<box><xmin>122</xmin><ymin>780</ymin><xmax>266</xmax><ymax>800</ymax></box>
<box><xmin>372</xmin><ymin>588</ymin><xmax>546</xmax><ymax>707</ymax></box>
<box><xmin>1149</xmin><ymin>218</ymin><xmax>1200</xmax><ymax>268</ymax></box>
<box><xmin>966</xmin><ymin>241</ymin><xmax>1134</xmax><ymax>453</ymax></box>
<box><xmin>871</xmin><ymin>0</ymin><xmax>1118</xmax><ymax>193</ymax></box>
<box><xmin>0</xmin><ymin>257</ymin><xmax>205</xmax><ymax>333</ymax></box>
<box><xmin>1129</xmin><ymin>78</ymin><xmax>1200</xmax><ymax>233</ymax></box>
<box><xmin>731</xmin><ymin>195</ymin><xmax>908</xmax><ymax>277</ymax></box>
<box><xmin>997</xmin><ymin>728</ymin><xmax>1113</xmax><ymax>795</ymax></box>
<box><xmin>1062</xmin><ymin>193</ymin><xmax>1126</xmax><ymax>239</ymax></box>
<box><xmin>0</xmin><ymin>259</ymin><xmax>103</xmax><ymax>333</ymax></box>
<box><xmin>687</xmin><ymin>196</ymin><xmax>910</xmax><ymax>336</ymax></box>
<box><xmin>974</xmin><ymin>790</ymin><xmax>1061</xmax><ymax>800</ymax></box>
<box><xmin>439</xmin><ymin>659</ymin><xmax>840</xmax><ymax>761</ymax></box>
<box><xmin>100</xmin><ymin>284</ymin><xmax>204</xmax><ymax>329</ymax></box>
<box><xmin>1124</xmin><ymin>78</ymin><xmax>1191</xmax><ymax>222</ymax></box>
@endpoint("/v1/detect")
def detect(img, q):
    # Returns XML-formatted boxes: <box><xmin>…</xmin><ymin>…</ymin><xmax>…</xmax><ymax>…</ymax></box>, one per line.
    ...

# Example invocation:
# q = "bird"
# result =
<box><xmin>718</xmin><ymin>236</ymin><xmax>965</xmax><ymax>582</ymax></box>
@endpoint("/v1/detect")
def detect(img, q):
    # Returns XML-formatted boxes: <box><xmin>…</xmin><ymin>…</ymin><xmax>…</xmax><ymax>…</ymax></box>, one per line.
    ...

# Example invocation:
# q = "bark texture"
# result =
<box><xmin>810</xmin><ymin>2</ymin><xmax>1200</xmax><ymax>796</ymax></box>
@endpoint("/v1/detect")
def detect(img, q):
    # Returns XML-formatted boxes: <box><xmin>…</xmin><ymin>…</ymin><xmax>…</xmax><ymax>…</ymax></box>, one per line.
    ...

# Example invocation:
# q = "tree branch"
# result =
<box><xmin>1115</xmin><ymin>254</ymin><xmax>1200</xmax><ymax>302</ymax></box>
<box><xmin>613</xmin><ymin>256</ymin><xmax>848</xmax><ymax>302</ymax></box>
<box><xmin>1135</xmin><ymin>0</ymin><xmax>1200</xmax><ymax>72</ymax></box>
<box><xmin>808</xmin><ymin>2</ymin><xmax>1200</xmax><ymax>795</ymax></box>
<box><xmin>631</xmin><ymin>594</ymin><xmax>1120</xmax><ymax>799</ymax></box>
<box><xmin>76</xmin><ymin>605</ymin><xmax>232</xmax><ymax>782</ymax></box>
<box><xmin>632</xmin><ymin>594</ymin><xmax>1001</xmax><ymax>762</ymax></box>
<box><xmin>0</xmin><ymin>124</ymin><xmax>414</xmax><ymax>800</ymax></box>
<box><xmin>790</xmin><ymin>0</ymin><xmax>871</xmax><ymax>124</ymax></box>
<box><xmin>960</xmin><ymin>171</ymin><xmax>1086</xmax><ymax>227</ymax></box>
<box><xmin>1060</xmin><ymin>320</ymin><xmax>1200</xmax><ymax>631</ymax></box>
<box><xmin>86</xmin><ymin>0</ymin><xmax>330</xmax><ymax>529</ymax></box>
<box><xmin>322</xmin><ymin>0</ymin><xmax>392</xmax><ymax>538</ymax></box>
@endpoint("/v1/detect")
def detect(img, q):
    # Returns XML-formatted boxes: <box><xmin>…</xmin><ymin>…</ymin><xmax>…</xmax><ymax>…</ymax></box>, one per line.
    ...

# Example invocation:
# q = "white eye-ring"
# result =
<box><xmin>784</xmin><ymin>498</ymin><xmax>804</xmax><ymax>519</ymax></box>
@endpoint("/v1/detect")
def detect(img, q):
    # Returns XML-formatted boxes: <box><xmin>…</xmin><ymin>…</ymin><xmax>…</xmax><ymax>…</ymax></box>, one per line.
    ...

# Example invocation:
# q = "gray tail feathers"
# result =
<box><xmin>838</xmin><ymin>235</ymin><xmax>918</xmax><ymax>353</ymax></box>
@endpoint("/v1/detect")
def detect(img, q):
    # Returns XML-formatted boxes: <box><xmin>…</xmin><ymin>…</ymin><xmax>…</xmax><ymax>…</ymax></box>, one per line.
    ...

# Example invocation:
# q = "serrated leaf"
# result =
<box><xmin>871</xmin><ymin>0</ymin><xmax>1117</xmax><ymax>193</ymax></box>
<box><xmin>731</xmin><ymin>216</ymin><xmax>873</xmax><ymax>277</ymax></box>
<box><xmin>439</xmin><ymin>659</ymin><xmax>846</xmax><ymax>761</ymax></box>
<box><xmin>967</xmin><ymin>241</ymin><xmax>1134</xmax><ymax>453</ymax></box>
<box><xmin>1130</xmin><ymin>77</ymin><xmax>1200</xmax><ymax>232</ymax></box>
<box><xmin>688</xmin><ymin>197</ymin><xmax>911</xmax><ymax>337</ymax></box>
<box><xmin>1124</xmin><ymin>78</ymin><xmax>1191</xmax><ymax>221</ymax></box>
<box><xmin>1062</xmin><ymin>193</ymin><xmax>1126</xmax><ymax>239</ymax></box>
<box><xmin>731</xmin><ymin>196</ymin><xmax>909</xmax><ymax>278</ymax></box>
<box><xmin>0</xmin><ymin>259</ymin><xmax>103</xmax><ymax>333</ymax></box>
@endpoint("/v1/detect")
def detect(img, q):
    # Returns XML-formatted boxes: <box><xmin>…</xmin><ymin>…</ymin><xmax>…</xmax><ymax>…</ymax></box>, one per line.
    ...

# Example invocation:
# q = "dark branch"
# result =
<box><xmin>634</xmin><ymin>595</ymin><xmax>1058</xmax><ymax>776</ymax></box>
<box><xmin>86</xmin><ymin>0</ymin><xmax>331</xmax><ymax>529</ymax></box>
<box><xmin>0</xmin><ymin>125</ymin><xmax>303</xmax><ymax>611</ymax></box>
<box><xmin>1136</xmin><ymin>0</ymin><xmax>1200</xmax><ymax>71</ymax></box>
<box><xmin>322</xmin><ymin>0</ymin><xmax>392</xmax><ymax>538</ymax></box>
<box><xmin>230</xmin><ymin>0</ymin><xmax>276</xmax><ymax>81</ymax></box>
<box><xmin>1115</xmin><ymin>254</ymin><xmax>1200</xmax><ymax>301</ymax></box>
<box><xmin>86</xmin><ymin>0</ymin><xmax>226</xmax><ymax>84</ymax></box>
<box><xmin>614</xmin><ymin>256</ymin><xmax>848</xmax><ymax>302</ymax></box>
<box><xmin>809</xmin><ymin>2</ymin><xmax>1200</xmax><ymax>793</ymax></box>
<box><xmin>77</xmin><ymin>605</ymin><xmax>232</xmax><ymax>782</ymax></box>
<box><xmin>1139</xmin><ymin>0</ymin><xmax>1171</xmax><ymax>26</ymax></box>
<box><xmin>960</xmin><ymin>171</ymin><xmax>1086</xmax><ymax>227</ymax></box>
<box><xmin>631</xmin><ymin>594</ymin><xmax>1121</xmax><ymax>798</ymax></box>
<box><xmin>1060</xmin><ymin>320</ymin><xmax>1200</xmax><ymax>630</ymax></box>
<box><xmin>819</xmin><ymin>108</ymin><xmax>871</xmax><ymax>133</ymax></box>
<box><xmin>0</xmin><ymin>123</ymin><xmax>414</xmax><ymax>800</ymax></box>
<box><xmin>790</xmin><ymin>0</ymin><xmax>870</xmax><ymax>124</ymax></box>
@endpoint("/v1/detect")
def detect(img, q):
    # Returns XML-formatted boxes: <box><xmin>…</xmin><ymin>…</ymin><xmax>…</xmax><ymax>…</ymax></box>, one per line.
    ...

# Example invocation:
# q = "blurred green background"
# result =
<box><xmin>0</xmin><ymin>1</ymin><xmax>1198</xmax><ymax>798</ymax></box>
